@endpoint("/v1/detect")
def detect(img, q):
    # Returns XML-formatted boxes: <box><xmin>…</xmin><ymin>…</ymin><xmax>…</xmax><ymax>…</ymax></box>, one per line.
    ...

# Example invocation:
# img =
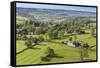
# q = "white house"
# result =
<box><xmin>67</xmin><ymin>42</ymin><xmax>80</xmax><ymax>47</ymax></box>
<box><xmin>67</xmin><ymin>42</ymin><xmax>76</xmax><ymax>47</ymax></box>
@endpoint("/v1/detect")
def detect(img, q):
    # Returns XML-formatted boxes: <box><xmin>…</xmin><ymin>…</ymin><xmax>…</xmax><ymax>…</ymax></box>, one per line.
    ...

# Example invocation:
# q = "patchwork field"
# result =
<box><xmin>16</xmin><ymin>33</ymin><xmax>96</xmax><ymax>65</ymax></box>
<box><xmin>16</xmin><ymin>6</ymin><xmax>97</xmax><ymax>65</ymax></box>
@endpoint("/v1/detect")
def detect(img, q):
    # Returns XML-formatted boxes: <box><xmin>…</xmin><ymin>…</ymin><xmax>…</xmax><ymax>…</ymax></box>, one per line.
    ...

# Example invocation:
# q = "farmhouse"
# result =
<box><xmin>67</xmin><ymin>42</ymin><xmax>75</xmax><ymax>47</ymax></box>
<box><xmin>67</xmin><ymin>42</ymin><xmax>81</xmax><ymax>47</ymax></box>
<box><xmin>63</xmin><ymin>42</ymin><xmax>81</xmax><ymax>47</ymax></box>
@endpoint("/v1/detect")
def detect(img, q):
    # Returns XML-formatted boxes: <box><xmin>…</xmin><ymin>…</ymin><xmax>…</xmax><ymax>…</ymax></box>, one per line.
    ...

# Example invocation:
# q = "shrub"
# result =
<box><xmin>79</xmin><ymin>30</ymin><xmax>85</xmax><ymax>34</ymax></box>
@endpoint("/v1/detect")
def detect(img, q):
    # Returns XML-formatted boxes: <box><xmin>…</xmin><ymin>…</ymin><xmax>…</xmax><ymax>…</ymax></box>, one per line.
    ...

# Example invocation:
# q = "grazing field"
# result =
<box><xmin>16</xmin><ymin>32</ymin><xmax>96</xmax><ymax>65</ymax></box>
<box><xmin>16</xmin><ymin>4</ymin><xmax>97</xmax><ymax>65</ymax></box>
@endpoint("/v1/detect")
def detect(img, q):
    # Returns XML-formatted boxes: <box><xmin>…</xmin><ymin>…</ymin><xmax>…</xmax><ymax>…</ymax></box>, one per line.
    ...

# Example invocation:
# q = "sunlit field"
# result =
<box><xmin>16</xmin><ymin>3</ymin><xmax>97</xmax><ymax>65</ymax></box>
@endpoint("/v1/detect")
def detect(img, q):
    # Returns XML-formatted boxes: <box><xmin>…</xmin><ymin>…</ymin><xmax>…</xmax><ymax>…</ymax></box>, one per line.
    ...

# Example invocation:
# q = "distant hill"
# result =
<box><xmin>16</xmin><ymin>7</ymin><xmax>96</xmax><ymax>22</ymax></box>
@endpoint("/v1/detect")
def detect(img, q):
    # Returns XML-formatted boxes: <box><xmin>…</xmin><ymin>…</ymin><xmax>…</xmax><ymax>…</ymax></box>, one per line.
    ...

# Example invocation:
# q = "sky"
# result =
<box><xmin>16</xmin><ymin>3</ymin><xmax>96</xmax><ymax>12</ymax></box>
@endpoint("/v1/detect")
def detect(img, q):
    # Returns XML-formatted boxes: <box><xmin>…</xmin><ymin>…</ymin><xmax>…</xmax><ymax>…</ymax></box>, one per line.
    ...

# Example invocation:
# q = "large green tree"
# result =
<box><xmin>79</xmin><ymin>43</ymin><xmax>89</xmax><ymax>61</ymax></box>
<box><xmin>91</xmin><ymin>28</ymin><xmax>95</xmax><ymax>37</ymax></box>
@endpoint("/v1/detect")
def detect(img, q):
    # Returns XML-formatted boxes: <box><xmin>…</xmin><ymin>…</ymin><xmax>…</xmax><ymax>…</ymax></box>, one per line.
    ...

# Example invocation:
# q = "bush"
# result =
<box><xmin>79</xmin><ymin>30</ymin><xmax>85</xmax><ymax>34</ymax></box>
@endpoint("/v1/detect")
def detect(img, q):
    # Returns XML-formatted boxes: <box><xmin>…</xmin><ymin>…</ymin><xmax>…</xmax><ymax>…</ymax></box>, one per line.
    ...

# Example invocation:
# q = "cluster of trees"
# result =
<box><xmin>16</xmin><ymin>16</ymin><xmax>96</xmax><ymax>62</ymax></box>
<box><xmin>16</xmin><ymin>16</ymin><xmax>96</xmax><ymax>41</ymax></box>
<box><xmin>47</xmin><ymin>28</ymin><xmax>65</xmax><ymax>40</ymax></box>
<box><xmin>24</xmin><ymin>36</ymin><xmax>44</xmax><ymax>49</ymax></box>
<box><xmin>16</xmin><ymin>18</ymin><xmax>92</xmax><ymax>35</ymax></box>
<box><xmin>16</xmin><ymin>35</ymin><xmax>27</xmax><ymax>40</ymax></box>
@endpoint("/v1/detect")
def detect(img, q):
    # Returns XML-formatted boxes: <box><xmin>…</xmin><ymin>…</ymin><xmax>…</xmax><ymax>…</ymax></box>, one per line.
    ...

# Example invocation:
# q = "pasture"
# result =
<box><xmin>16</xmin><ymin>31</ymin><xmax>96</xmax><ymax>65</ymax></box>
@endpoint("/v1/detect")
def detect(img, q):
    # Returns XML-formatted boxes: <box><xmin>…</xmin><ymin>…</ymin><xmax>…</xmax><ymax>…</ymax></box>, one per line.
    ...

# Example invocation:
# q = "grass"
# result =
<box><xmin>16</xmin><ymin>16</ymin><xmax>29</xmax><ymax>24</ymax></box>
<box><xmin>16</xmin><ymin>40</ymin><xmax>27</xmax><ymax>53</ymax></box>
<box><xmin>16</xmin><ymin>30</ymin><xmax>96</xmax><ymax>65</ymax></box>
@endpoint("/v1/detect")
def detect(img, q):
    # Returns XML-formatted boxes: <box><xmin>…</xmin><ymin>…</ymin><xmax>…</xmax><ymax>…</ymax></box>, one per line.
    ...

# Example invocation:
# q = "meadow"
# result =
<box><xmin>16</xmin><ymin>20</ymin><xmax>96</xmax><ymax>65</ymax></box>
<box><xmin>16</xmin><ymin>7</ymin><xmax>97</xmax><ymax>65</ymax></box>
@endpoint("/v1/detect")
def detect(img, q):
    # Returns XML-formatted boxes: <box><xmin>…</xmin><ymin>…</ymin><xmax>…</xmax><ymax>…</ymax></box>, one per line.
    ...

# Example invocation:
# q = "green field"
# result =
<box><xmin>16</xmin><ymin>12</ymin><xmax>97</xmax><ymax>66</ymax></box>
<box><xmin>16</xmin><ymin>32</ymin><xmax>96</xmax><ymax>65</ymax></box>
<box><xmin>16</xmin><ymin>16</ymin><xmax>29</xmax><ymax>24</ymax></box>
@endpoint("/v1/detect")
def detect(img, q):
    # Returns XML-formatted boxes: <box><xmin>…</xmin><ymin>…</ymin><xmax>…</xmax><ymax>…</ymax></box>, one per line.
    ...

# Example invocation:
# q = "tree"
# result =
<box><xmin>41</xmin><ymin>47</ymin><xmax>55</xmax><ymax>61</ymax></box>
<box><xmin>38</xmin><ymin>36</ymin><xmax>44</xmax><ymax>42</ymax></box>
<box><xmin>28</xmin><ymin>36</ymin><xmax>33</xmax><ymax>40</ymax></box>
<box><xmin>32</xmin><ymin>37</ymin><xmax>39</xmax><ymax>45</ymax></box>
<box><xmin>83</xmin><ymin>43</ymin><xmax>89</xmax><ymax>49</ymax></box>
<box><xmin>91</xmin><ymin>28</ymin><xmax>95</xmax><ymax>37</ymax></box>
<box><xmin>32</xmin><ymin>27</ymin><xmax>35</xmax><ymax>34</ymax></box>
<box><xmin>47</xmin><ymin>29</ymin><xmax>53</xmax><ymax>40</ymax></box>
<box><xmin>22</xmin><ymin>35</ymin><xmax>27</xmax><ymax>40</ymax></box>
<box><xmin>24</xmin><ymin>20</ymin><xmax>28</xmax><ymax>26</ymax></box>
<box><xmin>34</xmin><ymin>27</ymin><xmax>43</xmax><ymax>35</ymax></box>
<box><xmin>47</xmin><ymin>28</ymin><xmax>59</xmax><ymax>40</ymax></box>
<box><xmin>25</xmin><ymin>40</ymin><xmax>33</xmax><ymax>48</ymax></box>
<box><xmin>45</xmin><ymin>47</ymin><xmax>55</xmax><ymax>57</ymax></box>
<box><xmin>33</xmin><ymin>22</ymin><xmax>40</xmax><ymax>27</ymax></box>
<box><xmin>83</xmin><ymin>43</ymin><xmax>89</xmax><ymax>57</ymax></box>
<box><xmin>58</xmin><ymin>31</ymin><xmax>64</xmax><ymax>38</ymax></box>
<box><xmin>79</xmin><ymin>30</ymin><xmax>85</xmax><ymax>34</ymax></box>
<box><xmin>79</xmin><ymin>43</ymin><xmax>89</xmax><ymax>61</ymax></box>
<box><xmin>67</xmin><ymin>27</ymin><xmax>74</xmax><ymax>33</ymax></box>
<box><xmin>24</xmin><ymin>20</ymin><xmax>33</xmax><ymax>26</ymax></box>
<box><xmin>29</xmin><ymin>20</ymin><xmax>33</xmax><ymax>25</ymax></box>
<box><xmin>16</xmin><ymin>34</ymin><xmax>21</xmax><ymax>40</ymax></box>
<box><xmin>52</xmin><ymin>29</ymin><xmax>58</xmax><ymax>39</ymax></box>
<box><xmin>21</xmin><ymin>28</ymin><xmax>27</xmax><ymax>34</ymax></box>
<box><xmin>16</xmin><ymin>29</ymin><xmax>22</xmax><ymax>34</ymax></box>
<box><xmin>69</xmin><ymin>37</ymin><xmax>72</xmax><ymax>41</ymax></box>
<box><xmin>27</xmin><ymin>26</ymin><xmax>33</xmax><ymax>34</ymax></box>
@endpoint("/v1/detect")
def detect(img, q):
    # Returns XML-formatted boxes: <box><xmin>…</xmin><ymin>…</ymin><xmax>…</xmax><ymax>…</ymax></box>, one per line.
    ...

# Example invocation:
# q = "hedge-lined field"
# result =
<box><xmin>16</xmin><ymin>8</ymin><xmax>96</xmax><ymax>65</ymax></box>
<box><xmin>16</xmin><ymin>32</ymin><xmax>96</xmax><ymax>65</ymax></box>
